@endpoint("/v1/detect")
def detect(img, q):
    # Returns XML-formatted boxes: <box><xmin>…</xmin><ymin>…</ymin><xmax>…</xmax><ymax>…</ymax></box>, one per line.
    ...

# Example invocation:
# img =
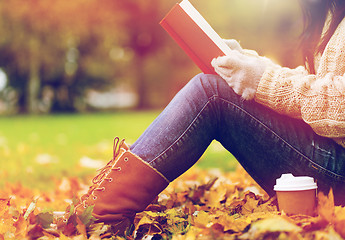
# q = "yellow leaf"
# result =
<box><xmin>0</xmin><ymin>199</ymin><xmax>10</xmax><ymax>216</ymax></box>
<box><xmin>57</xmin><ymin>233</ymin><xmax>72</xmax><ymax>240</ymax></box>
<box><xmin>251</xmin><ymin>216</ymin><xmax>302</xmax><ymax>233</ymax></box>
<box><xmin>136</xmin><ymin>215</ymin><xmax>163</xmax><ymax>235</ymax></box>
<box><xmin>334</xmin><ymin>219</ymin><xmax>345</xmax><ymax>239</ymax></box>
<box><xmin>213</xmin><ymin>214</ymin><xmax>248</xmax><ymax>232</ymax></box>
<box><xmin>192</xmin><ymin>211</ymin><xmax>211</xmax><ymax>228</ymax></box>
<box><xmin>314</xmin><ymin>226</ymin><xmax>343</xmax><ymax>240</ymax></box>
<box><xmin>317</xmin><ymin>189</ymin><xmax>335</xmax><ymax>222</ymax></box>
<box><xmin>203</xmin><ymin>183</ymin><xmax>227</xmax><ymax>209</ymax></box>
<box><xmin>14</xmin><ymin>216</ymin><xmax>27</xmax><ymax>239</ymax></box>
<box><xmin>183</xmin><ymin>226</ymin><xmax>200</xmax><ymax>240</ymax></box>
<box><xmin>76</xmin><ymin>216</ymin><xmax>87</xmax><ymax>238</ymax></box>
<box><xmin>0</xmin><ymin>200</ymin><xmax>15</xmax><ymax>236</ymax></box>
<box><xmin>143</xmin><ymin>211</ymin><xmax>164</xmax><ymax>218</ymax></box>
<box><xmin>137</xmin><ymin>215</ymin><xmax>155</xmax><ymax>227</ymax></box>
<box><xmin>334</xmin><ymin>204</ymin><xmax>345</xmax><ymax>238</ymax></box>
<box><xmin>241</xmin><ymin>193</ymin><xmax>260</xmax><ymax>215</ymax></box>
<box><xmin>165</xmin><ymin>208</ymin><xmax>187</xmax><ymax>227</ymax></box>
<box><xmin>335</xmin><ymin>206</ymin><xmax>345</xmax><ymax>221</ymax></box>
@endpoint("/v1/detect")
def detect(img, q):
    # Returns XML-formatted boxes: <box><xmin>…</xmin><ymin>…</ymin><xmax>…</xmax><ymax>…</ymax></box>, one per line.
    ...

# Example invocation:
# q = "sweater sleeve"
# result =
<box><xmin>254</xmin><ymin>18</ymin><xmax>345</xmax><ymax>138</ymax></box>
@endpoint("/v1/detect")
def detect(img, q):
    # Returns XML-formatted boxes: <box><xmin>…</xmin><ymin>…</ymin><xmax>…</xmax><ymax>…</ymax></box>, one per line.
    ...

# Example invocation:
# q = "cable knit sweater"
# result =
<box><xmin>254</xmin><ymin>17</ymin><xmax>345</xmax><ymax>148</ymax></box>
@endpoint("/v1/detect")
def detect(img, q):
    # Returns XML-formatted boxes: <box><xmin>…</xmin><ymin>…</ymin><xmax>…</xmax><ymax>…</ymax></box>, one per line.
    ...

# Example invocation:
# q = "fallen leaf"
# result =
<box><xmin>317</xmin><ymin>189</ymin><xmax>335</xmax><ymax>222</ymax></box>
<box><xmin>192</xmin><ymin>211</ymin><xmax>211</xmax><ymax>228</ymax></box>
<box><xmin>14</xmin><ymin>216</ymin><xmax>27</xmax><ymax>239</ymax></box>
<box><xmin>24</xmin><ymin>198</ymin><xmax>38</xmax><ymax>220</ymax></box>
<box><xmin>36</xmin><ymin>212</ymin><xmax>54</xmax><ymax>229</ymax></box>
<box><xmin>0</xmin><ymin>165</ymin><xmax>344</xmax><ymax>239</ymax></box>
<box><xmin>27</xmin><ymin>224</ymin><xmax>44</xmax><ymax>239</ymax></box>
<box><xmin>76</xmin><ymin>215</ymin><xmax>87</xmax><ymax>238</ymax></box>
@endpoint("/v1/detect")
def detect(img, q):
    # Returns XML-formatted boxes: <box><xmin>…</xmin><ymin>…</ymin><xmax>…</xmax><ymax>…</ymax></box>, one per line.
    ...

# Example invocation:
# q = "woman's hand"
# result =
<box><xmin>223</xmin><ymin>39</ymin><xmax>259</xmax><ymax>57</ymax></box>
<box><xmin>211</xmin><ymin>39</ymin><xmax>275</xmax><ymax>100</ymax></box>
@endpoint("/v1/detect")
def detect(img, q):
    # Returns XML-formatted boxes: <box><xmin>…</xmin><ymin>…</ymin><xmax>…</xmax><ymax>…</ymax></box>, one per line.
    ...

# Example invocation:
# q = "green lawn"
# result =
<box><xmin>0</xmin><ymin>111</ymin><xmax>237</xmax><ymax>189</ymax></box>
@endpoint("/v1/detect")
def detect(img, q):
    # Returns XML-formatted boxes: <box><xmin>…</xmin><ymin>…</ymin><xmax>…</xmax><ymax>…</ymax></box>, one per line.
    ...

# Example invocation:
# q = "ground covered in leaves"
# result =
<box><xmin>1</xmin><ymin>165</ymin><xmax>345</xmax><ymax>240</ymax></box>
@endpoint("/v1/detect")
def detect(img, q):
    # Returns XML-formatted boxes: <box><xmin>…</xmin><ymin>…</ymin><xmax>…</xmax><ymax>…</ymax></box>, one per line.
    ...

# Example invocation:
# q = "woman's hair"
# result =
<box><xmin>300</xmin><ymin>0</ymin><xmax>345</xmax><ymax>73</ymax></box>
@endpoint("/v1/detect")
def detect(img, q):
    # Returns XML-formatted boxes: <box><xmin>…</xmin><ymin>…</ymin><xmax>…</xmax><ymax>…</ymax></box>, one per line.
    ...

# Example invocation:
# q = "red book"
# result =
<box><xmin>160</xmin><ymin>0</ymin><xmax>231</xmax><ymax>75</ymax></box>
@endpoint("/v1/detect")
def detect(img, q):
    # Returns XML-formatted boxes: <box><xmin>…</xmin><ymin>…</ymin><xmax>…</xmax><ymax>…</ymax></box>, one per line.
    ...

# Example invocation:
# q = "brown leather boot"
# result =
<box><xmin>73</xmin><ymin>137</ymin><xmax>169</xmax><ymax>234</ymax></box>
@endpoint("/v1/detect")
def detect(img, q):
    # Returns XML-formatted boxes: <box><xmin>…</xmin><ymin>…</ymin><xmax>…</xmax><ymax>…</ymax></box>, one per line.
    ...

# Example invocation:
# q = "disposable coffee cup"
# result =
<box><xmin>274</xmin><ymin>173</ymin><xmax>317</xmax><ymax>216</ymax></box>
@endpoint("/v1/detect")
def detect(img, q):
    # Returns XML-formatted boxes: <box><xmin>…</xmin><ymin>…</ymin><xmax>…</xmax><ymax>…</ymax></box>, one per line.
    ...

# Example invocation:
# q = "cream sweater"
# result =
<box><xmin>254</xmin><ymin>17</ymin><xmax>345</xmax><ymax>148</ymax></box>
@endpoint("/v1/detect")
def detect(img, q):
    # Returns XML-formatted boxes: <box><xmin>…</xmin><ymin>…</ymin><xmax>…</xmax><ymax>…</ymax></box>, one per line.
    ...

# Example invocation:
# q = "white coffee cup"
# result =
<box><xmin>274</xmin><ymin>173</ymin><xmax>317</xmax><ymax>216</ymax></box>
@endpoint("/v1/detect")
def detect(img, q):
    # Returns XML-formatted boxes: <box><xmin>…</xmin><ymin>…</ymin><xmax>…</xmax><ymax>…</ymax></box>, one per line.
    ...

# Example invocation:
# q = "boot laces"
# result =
<box><xmin>76</xmin><ymin>137</ymin><xmax>125</xmax><ymax>210</ymax></box>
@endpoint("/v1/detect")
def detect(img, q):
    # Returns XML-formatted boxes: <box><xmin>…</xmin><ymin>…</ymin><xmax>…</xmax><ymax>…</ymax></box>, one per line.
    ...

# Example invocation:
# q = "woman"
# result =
<box><xmin>67</xmin><ymin>0</ymin><xmax>345</xmax><ymax>234</ymax></box>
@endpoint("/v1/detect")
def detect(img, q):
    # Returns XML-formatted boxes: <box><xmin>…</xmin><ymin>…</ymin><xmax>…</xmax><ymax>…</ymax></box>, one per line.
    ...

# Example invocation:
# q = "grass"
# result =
<box><xmin>0</xmin><ymin>111</ymin><xmax>237</xmax><ymax>190</ymax></box>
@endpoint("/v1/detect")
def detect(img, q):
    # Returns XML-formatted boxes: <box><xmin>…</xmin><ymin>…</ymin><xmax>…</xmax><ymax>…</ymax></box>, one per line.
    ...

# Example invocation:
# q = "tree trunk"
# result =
<box><xmin>27</xmin><ymin>38</ymin><xmax>41</xmax><ymax>114</ymax></box>
<box><xmin>135</xmin><ymin>56</ymin><xmax>150</xmax><ymax>109</ymax></box>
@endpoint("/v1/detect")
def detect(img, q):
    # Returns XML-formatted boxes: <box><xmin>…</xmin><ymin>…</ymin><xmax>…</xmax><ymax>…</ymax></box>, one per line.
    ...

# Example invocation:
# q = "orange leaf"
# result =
<box><xmin>241</xmin><ymin>192</ymin><xmax>260</xmax><ymax>215</ymax></box>
<box><xmin>192</xmin><ymin>211</ymin><xmax>211</xmax><ymax>228</ymax></box>
<box><xmin>14</xmin><ymin>216</ymin><xmax>27</xmax><ymax>239</ymax></box>
<box><xmin>203</xmin><ymin>183</ymin><xmax>227</xmax><ymax>209</ymax></box>
<box><xmin>76</xmin><ymin>216</ymin><xmax>87</xmax><ymax>238</ymax></box>
<box><xmin>213</xmin><ymin>213</ymin><xmax>248</xmax><ymax>232</ymax></box>
<box><xmin>317</xmin><ymin>189</ymin><xmax>335</xmax><ymax>222</ymax></box>
<box><xmin>334</xmin><ymin>206</ymin><xmax>345</xmax><ymax>221</ymax></box>
<box><xmin>0</xmin><ymin>198</ymin><xmax>10</xmax><ymax>216</ymax></box>
<box><xmin>334</xmin><ymin>219</ymin><xmax>345</xmax><ymax>239</ymax></box>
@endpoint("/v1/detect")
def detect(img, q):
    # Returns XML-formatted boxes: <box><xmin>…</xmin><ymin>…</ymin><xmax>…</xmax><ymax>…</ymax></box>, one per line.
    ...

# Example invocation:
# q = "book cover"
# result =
<box><xmin>160</xmin><ymin>0</ymin><xmax>231</xmax><ymax>75</ymax></box>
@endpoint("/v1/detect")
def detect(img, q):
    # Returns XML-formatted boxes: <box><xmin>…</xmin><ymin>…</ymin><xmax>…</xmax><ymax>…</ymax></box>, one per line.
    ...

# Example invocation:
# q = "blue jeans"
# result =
<box><xmin>130</xmin><ymin>73</ymin><xmax>345</xmax><ymax>205</ymax></box>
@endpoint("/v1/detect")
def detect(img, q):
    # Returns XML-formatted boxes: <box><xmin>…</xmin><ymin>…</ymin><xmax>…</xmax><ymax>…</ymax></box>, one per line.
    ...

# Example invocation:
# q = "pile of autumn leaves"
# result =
<box><xmin>1</xmin><ymin>165</ymin><xmax>345</xmax><ymax>240</ymax></box>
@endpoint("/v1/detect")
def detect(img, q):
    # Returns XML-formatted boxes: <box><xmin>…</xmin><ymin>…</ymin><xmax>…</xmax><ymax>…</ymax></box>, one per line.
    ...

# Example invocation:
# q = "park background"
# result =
<box><xmin>0</xmin><ymin>0</ymin><xmax>303</xmax><ymax>190</ymax></box>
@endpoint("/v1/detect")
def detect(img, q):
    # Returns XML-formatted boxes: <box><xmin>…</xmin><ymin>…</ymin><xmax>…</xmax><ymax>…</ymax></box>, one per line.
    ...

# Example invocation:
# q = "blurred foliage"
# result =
<box><xmin>194</xmin><ymin>0</ymin><xmax>303</xmax><ymax>67</ymax></box>
<box><xmin>0</xmin><ymin>0</ymin><xmax>303</xmax><ymax>114</ymax></box>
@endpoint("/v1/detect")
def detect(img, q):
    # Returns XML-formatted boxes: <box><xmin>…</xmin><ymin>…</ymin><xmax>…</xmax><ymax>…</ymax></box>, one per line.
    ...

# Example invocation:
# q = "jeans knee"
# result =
<box><xmin>192</xmin><ymin>73</ymin><xmax>223</xmax><ymax>85</ymax></box>
<box><xmin>190</xmin><ymin>73</ymin><xmax>229</xmax><ymax>97</ymax></box>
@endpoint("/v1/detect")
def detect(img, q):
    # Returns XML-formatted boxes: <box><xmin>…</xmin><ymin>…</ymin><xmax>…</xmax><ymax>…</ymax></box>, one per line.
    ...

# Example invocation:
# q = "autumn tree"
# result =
<box><xmin>0</xmin><ymin>0</ymin><xmax>303</xmax><ymax>113</ymax></box>
<box><xmin>0</xmin><ymin>0</ymin><xmax>124</xmax><ymax>113</ymax></box>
